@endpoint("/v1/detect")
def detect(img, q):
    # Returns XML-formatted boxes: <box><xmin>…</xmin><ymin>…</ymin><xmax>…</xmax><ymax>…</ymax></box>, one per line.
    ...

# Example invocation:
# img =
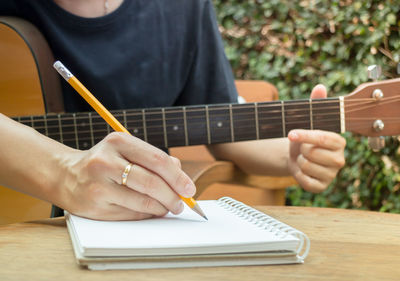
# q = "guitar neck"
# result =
<box><xmin>13</xmin><ymin>98</ymin><xmax>343</xmax><ymax>149</ymax></box>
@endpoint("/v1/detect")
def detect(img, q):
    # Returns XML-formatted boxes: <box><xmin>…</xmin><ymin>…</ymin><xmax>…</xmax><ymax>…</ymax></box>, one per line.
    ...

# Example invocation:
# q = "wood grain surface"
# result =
<box><xmin>1</xmin><ymin>206</ymin><xmax>399</xmax><ymax>281</ymax></box>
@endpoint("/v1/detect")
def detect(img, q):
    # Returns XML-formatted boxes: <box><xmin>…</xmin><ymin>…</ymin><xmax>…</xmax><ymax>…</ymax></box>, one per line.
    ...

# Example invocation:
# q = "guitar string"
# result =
<box><xmin>21</xmin><ymin>112</ymin><xmax>342</xmax><ymax>132</ymax></box>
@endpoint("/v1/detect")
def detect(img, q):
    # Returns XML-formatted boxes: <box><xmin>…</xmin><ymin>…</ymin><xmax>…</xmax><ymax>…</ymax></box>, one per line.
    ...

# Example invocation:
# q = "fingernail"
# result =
<box><xmin>289</xmin><ymin>131</ymin><xmax>299</xmax><ymax>140</ymax></box>
<box><xmin>184</xmin><ymin>183</ymin><xmax>196</xmax><ymax>197</ymax></box>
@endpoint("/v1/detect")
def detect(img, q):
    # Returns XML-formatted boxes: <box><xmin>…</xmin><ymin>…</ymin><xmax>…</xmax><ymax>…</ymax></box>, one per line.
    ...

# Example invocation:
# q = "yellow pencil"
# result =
<box><xmin>53</xmin><ymin>61</ymin><xmax>207</xmax><ymax>220</ymax></box>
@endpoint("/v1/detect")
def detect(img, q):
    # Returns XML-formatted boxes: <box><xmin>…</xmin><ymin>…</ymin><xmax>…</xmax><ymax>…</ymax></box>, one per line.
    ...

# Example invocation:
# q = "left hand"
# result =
<box><xmin>287</xmin><ymin>84</ymin><xmax>346</xmax><ymax>193</ymax></box>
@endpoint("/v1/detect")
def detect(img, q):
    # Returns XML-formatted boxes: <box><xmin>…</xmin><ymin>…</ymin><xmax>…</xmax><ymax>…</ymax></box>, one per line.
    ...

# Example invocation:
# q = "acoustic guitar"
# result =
<box><xmin>1</xmin><ymin>17</ymin><xmax>400</xmax><ymax>224</ymax></box>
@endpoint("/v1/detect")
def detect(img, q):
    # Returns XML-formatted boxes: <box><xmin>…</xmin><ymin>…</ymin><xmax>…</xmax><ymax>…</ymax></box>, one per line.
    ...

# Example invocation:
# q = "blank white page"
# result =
<box><xmin>68</xmin><ymin>200</ymin><xmax>299</xmax><ymax>256</ymax></box>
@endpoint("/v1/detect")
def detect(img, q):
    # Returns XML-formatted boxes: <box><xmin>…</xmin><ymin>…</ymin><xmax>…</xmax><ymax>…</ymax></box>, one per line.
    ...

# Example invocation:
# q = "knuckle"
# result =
<box><xmin>86</xmin><ymin>153</ymin><xmax>109</xmax><ymax>175</ymax></box>
<box><xmin>150</xmin><ymin>151</ymin><xmax>170</xmax><ymax>167</ymax></box>
<box><xmin>174</xmin><ymin>171</ymin><xmax>191</xmax><ymax>190</ymax></box>
<box><xmin>335</xmin><ymin>156</ymin><xmax>346</xmax><ymax>168</ymax></box>
<box><xmin>338</xmin><ymin>135</ymin><xmax>347</xmax><ymax>147</ymax></box>
<box><xmin>318</xmin><ymin>133</ymin><xmax>327</xmax><ymax>146</ymax></box>
<box><xmin>103</xmin><ymin>132</ymin><xmax>126</xmax><ymax>146</ymax></box>
<box><xmin>141</xmin><ymin>197</ymin><xmax>155</xmax><ymax>212</ymax></box>
<box><xmin>298</xmin><ymin>156</ymin><xmax>309</xmax><ymax>172</ymax></box>
<box><xmin>171</xmin><ymin>156</ymin><xmax>182</xmax><ymax>168</ymax></box>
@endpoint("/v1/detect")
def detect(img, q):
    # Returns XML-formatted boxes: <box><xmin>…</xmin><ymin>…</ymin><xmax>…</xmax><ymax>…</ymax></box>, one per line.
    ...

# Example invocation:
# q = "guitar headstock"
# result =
<box><xmin>344</xmin><ymin>76</ymin><xmax>400</xmax><ymax>138</ymax></box>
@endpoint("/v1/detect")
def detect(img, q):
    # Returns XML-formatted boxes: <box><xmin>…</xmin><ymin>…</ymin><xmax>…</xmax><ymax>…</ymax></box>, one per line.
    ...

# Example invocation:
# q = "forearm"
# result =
<box><xmin>207</xmin><ymin>138</ymin><xmax>290</xmax><ymax>176</ymax></box>
<box><xmin>0</xmin><ymin>113</ymin><xmax>75</xmax><ymax>205</ymax></box>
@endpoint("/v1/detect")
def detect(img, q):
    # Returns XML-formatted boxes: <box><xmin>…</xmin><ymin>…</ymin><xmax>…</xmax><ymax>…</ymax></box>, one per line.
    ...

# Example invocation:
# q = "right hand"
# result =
<box><xmin>55</xmin><ymin>132</ymin><xmax>196</xmax><ymax>221</ymax></box>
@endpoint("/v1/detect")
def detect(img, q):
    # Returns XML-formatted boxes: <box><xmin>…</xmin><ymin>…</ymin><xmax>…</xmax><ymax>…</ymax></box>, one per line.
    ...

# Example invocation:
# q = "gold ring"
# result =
<box><xmin>121</xmin><ymin>163</ymin><xmax>133</xmax><ymax>186</ymax></box>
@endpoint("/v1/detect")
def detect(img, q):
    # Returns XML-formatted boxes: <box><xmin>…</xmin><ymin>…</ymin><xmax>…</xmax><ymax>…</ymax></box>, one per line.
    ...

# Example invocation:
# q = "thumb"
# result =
<box><xmin>310</xmin><ymin>84</ymin><xmax>327</xmax><ymax>99</ymax></box>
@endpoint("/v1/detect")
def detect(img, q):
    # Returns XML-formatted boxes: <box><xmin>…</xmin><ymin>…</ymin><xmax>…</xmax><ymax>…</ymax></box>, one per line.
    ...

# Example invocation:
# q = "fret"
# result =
<box><xmin>43</xmin><ymin>115</ymin><xmax>48</xmax><ymax>136</ymax></box>
<box><xmin>254</xmin><ymin>102</ymin><xmax>260</xmax><ymax>140</ymax></box>
<box><xmin>161</xmin><ymin>108</ymin><xmax>168</xmax><ymax>148</ymax></box>
<box><xmin>30</xmin><ymin>116</ymin><xmax>34</xmax><ymax>128</ymax></box>
<box><xmin>91</xmin><ymin>112</ymin><xmax>109</xmax><ymax>144</ymax></box>
<box><xmin>88</xmin><ymin>112</ymin><xmax>94</xmax><ymax>147</ymax></box>
<box><xmin>32</xmin><ymin>115</ymin><xmax>46</xmax><ymax>136</ymax></box>
<box><xmin>45</xmin><ymin>114</ymin><xmax>61</xmax><ymax>143</ymax></box>
<box><xmin>165</xmin><ymin>107</ymin><xmax>185</xmax><ymax>147</ymax></box>
<box><xmin>309</xmin><ymin>99</ymin><xmax>313</xmax><ymax>130</ymax></box>
<box><xmin>281</xmin><ymin>101</ymin><xmax>286</xmax><ymax>137</ymax></box>
<box><xmin>208</xmin><ymin>104</ymin><xmax>231</xmax><ymax>144</ymax></box>
<box><xmin>58</xmin><ymin>114</ymin><xmax>63</xmax><ymax>144</ymax></box>
<box><xmin>18</xmin><ymin>116</ymin><xmax>33</xmax><ymax>127</ymax></box>
<box><xmin>123</xmin><ymin>110</ymin><xmax>128</xmax><ymax>129</ymax></box>
<box><xmin>106</xmin><ymin>123</ymin><xmax>111</xmax><ymax>135</ymax></box>
<box><xmin>183</xmin><ymin>107</ymin><xmax>188</xmax><ymax>146</ymax></box>
<box><xmin>142</xmin><ymin>109</ymin><xmax>148</xmax><ymax>142</ymax></box>
<box><xmin>284</xmin><ymin>100</ymin><xmax>312</xmax><ymax>134</ymax></box>
<box><xmin>229</xmin><ymin>104</ymin><xmax>234</xmax><ymax>142</ymax></box>
<box><xmin>72</xmin><ymin>113</ymin><xmax>79</xmax><ymax>149</ymax></box>
<box><xmin>75</xmin><ymin>113</ymin><xmax>93</xmax><ymax>150</ymax></box>
<box><xmin>186</xmin><ymin>105</ymin><xmax>208</xmax><ymax>145</ymax></box>
<box><xmin>125</xmin><ymin>109</ymin><xmax>145</xmax><ymax>141</ymax></box>
<box><xmin>145</xmin><ymin>108</ymin><xmax>165</xmax><ymax>148</ymax></box>
<box><xmin>312</xmin><ymin>98</ymin><xmax>341</xmax><ymax>133</ymax></box>
<box><xmin>205</xmin><ymin>105</ymin><xmax>211</xmax><ymax>144</ymax></box>
<box><xmin>232</xmin><ymin>103</ymin><xmax>257</xmax><ymax>142</ymax></box>
<box><xmin>60</xmin><ymin>113</ymin><xmax>78</xmax><ymax>148</ymax></box>
<box><xmin>257</xmin><ymin>101</ymin><xmax>283</xmax><ymax>139</ymax></box>
<box><xmin>112</xmin><ymin>110</ymin><xmax>125</xmax><ymax>134</ymax></box>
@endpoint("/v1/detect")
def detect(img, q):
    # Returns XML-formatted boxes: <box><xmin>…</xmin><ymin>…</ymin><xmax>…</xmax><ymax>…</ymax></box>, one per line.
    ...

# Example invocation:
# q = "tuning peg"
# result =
<box><xmin>368</xmin><ymin>136</ymin><xmax>385</xmax><ymax>152</ymax></box>
<box><xmin>367</xmin><ymin>65</ymin><xmax>382</xmax><ymax>81</ymax></box>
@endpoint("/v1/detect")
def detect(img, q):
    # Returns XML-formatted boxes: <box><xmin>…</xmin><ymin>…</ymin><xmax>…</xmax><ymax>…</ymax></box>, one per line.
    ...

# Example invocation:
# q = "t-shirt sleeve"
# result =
<box><xmin>0</xmin><ymin>1</ymin><xmax>19</xmax><ymax>15</ymax></box>
<box><xmin>175</xmin><ymin>0</ymin><xmax>238</xmax><ymax>106</ymax></box>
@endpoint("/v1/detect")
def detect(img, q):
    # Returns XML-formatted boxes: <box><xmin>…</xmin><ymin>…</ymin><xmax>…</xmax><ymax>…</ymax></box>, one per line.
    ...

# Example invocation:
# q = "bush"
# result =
<box><xmin>214</xmin><ymin>0</ymin><xmax>400</xmax><ymax>212</ymax></box>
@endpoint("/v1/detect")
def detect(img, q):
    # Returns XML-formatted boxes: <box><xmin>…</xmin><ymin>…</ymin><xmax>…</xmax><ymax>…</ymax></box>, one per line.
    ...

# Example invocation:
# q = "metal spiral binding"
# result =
<box><xmin>217</xmin><ymin>197</ymin><xmax>310</xmax><ymax>261</ymax></box>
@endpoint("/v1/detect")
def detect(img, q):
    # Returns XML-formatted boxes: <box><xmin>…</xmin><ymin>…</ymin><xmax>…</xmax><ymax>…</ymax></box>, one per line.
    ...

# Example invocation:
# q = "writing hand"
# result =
<box><xmin>57</xmin><ymin>132</ymin><xmax>196</xmax><ymax>220</ymax></box>
<box><xmin>287</xmin><ymin>85</ymin><xmax>346</xmax><ymax>192</ymax></box>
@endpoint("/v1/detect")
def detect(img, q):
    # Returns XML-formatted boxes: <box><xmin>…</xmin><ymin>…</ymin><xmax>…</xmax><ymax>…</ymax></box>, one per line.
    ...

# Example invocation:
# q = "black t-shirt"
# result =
<box><xmin>0</xmin><ymin>0</ymin><xmax>238</xmax><ymax>112</ymax></box>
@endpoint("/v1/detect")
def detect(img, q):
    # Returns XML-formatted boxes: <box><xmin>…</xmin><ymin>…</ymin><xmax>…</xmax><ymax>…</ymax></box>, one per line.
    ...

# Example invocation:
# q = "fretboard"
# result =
<box><xmin>14</xmin><ymin>98</ymin><xmax>342</xmax><ymax>150</ymax></box>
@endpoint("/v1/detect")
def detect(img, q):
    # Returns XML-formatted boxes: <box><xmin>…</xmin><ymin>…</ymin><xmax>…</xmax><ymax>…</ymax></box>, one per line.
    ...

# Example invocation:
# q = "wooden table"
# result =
<box><xmin>1</xmin><ymin>206</ymin><xmax>400</xmax><ymax>281</ymax></box>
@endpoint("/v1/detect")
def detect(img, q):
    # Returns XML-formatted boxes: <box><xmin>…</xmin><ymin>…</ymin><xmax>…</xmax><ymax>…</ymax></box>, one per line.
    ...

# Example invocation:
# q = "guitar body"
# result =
<box><xmin>0</xmin><ymin>17</ymin><xmax>63</xmax><ymax>224</ymax></box>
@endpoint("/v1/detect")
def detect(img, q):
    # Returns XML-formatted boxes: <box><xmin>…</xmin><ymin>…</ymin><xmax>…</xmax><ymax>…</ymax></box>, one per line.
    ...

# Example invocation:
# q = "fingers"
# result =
<box><xmin>288</xmin><ymin>129</ymin><xmax>346</xmax><ymax>151</ymax></box>
<box><xmin>75</xmin><ymin>203</ymin><xmax>155</xmax><ymax>221</ymax></box>
<box><xmin>106</xmin><ymin>181</ymin><xmax>171</xmax><ymax>217</ymax></box>
<box><xmin>121</xmin><ymin>163</ymin><xmax>184</xmax><ymax>215</ymax></box>
<box><xmin>105</xmin><ymin>133</ymin><xmax>196</xmax><ymax>198</ymax></box>
<box><xmin>299</xmin><ymin>143</ymin><xmax>346</xmax><ymax>168</ymax></box>
<box><xmin>288</xmin><ymin>130</ymin><xmax>346</xmax><ymax>193</ymax></box>
<box><xmin>310</xmin><ymin>84</ymin><xmax>327</xmax><ymax>99</ymax></box>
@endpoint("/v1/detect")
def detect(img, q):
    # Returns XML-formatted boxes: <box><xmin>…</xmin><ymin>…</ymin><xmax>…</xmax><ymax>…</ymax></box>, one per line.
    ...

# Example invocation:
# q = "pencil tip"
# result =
<box><xmin>192</xmin><ymin>203</ymin><xmax>208</xmax><ymax>221</ymax></box>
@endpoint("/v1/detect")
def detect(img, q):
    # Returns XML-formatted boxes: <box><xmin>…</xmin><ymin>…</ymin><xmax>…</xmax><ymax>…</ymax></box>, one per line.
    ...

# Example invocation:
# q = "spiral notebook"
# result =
<box><xmin>66</xmin><ymin>197</ymin><xmax>310</xmax><ymax>270</ymax></box>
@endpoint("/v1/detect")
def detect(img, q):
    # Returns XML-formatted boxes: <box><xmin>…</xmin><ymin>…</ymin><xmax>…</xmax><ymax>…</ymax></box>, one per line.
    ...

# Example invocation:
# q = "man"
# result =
<box><xmin>0</xmin><ymin>0</ymin><xmax>345</xmax><ymax>220</ymax></box>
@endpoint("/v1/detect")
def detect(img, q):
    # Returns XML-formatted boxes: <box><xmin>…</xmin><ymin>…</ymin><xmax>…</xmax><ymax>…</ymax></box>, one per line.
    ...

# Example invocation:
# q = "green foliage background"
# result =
<box><xmin>213</xmin><ymin>0</ymin><xmax>400</xmax><ymax>212</ymax></box>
